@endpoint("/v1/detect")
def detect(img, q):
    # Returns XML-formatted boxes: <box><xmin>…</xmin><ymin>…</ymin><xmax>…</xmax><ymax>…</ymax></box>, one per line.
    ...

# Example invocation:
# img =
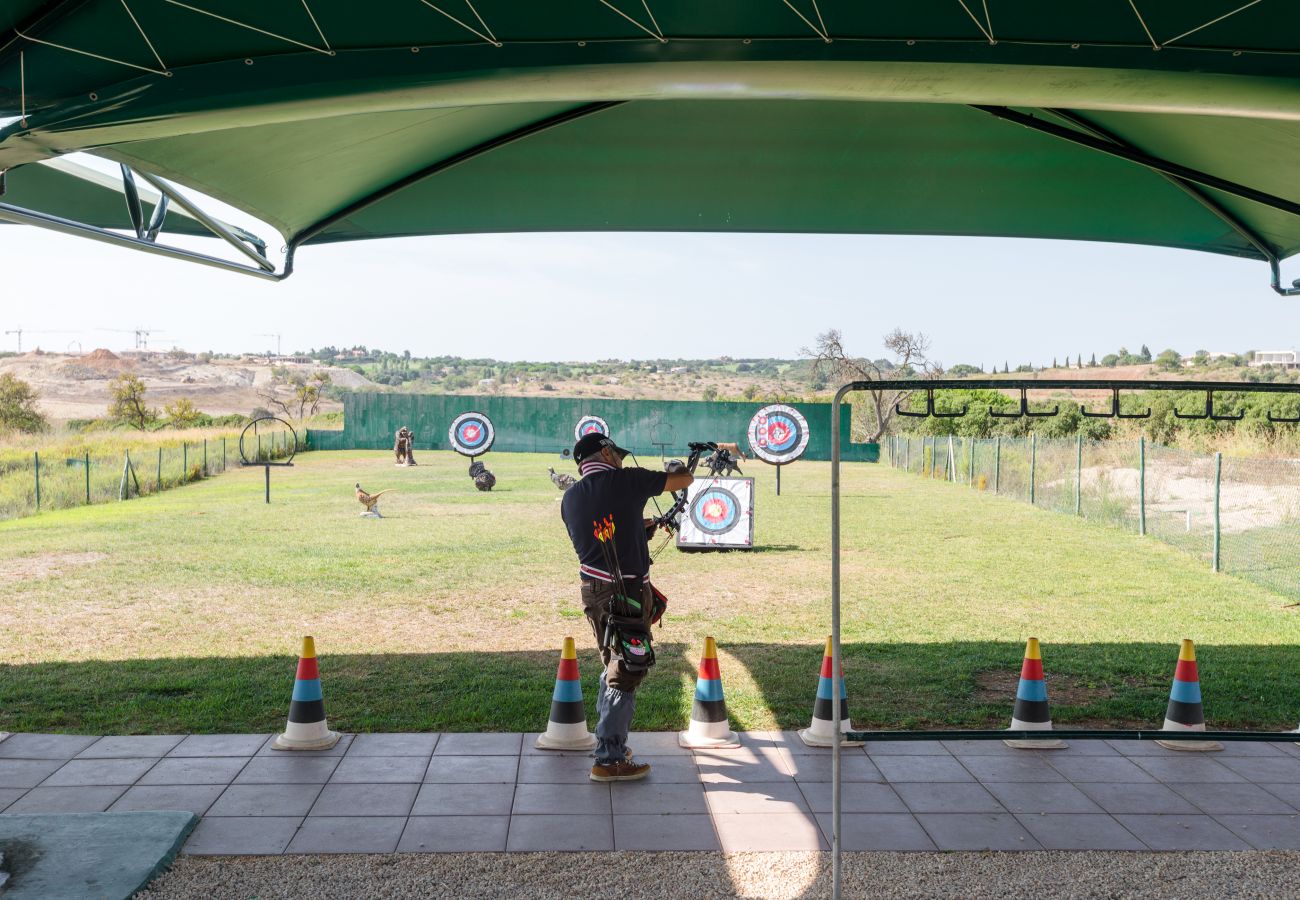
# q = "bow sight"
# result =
<box><xmin>648</xmin><ymin>441</ymin><xmax>717</xmax><ymax>550</ymax></box>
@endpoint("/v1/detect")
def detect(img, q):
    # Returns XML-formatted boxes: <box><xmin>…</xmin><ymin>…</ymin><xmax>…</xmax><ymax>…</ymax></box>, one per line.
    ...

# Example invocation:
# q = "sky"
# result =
<box><xmin>3</xmin><ymin>186</ymin><xmax>1299</xmax><ymax>368</ymax></box>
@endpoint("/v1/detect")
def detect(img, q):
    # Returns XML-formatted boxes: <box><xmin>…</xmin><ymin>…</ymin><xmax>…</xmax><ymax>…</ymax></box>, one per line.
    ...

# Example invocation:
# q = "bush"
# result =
<box><xmin>0</xmin><ymin>374</ymin><xmax>48</xmax><ymax>434</ymax></box>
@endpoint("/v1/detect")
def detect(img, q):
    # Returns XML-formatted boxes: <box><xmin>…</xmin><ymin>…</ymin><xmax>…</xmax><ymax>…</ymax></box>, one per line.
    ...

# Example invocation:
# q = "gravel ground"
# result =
<box><xmin>136</xmin><ymin>851</ymin><xmax>1300</xmax><ymax>899</ymax></box>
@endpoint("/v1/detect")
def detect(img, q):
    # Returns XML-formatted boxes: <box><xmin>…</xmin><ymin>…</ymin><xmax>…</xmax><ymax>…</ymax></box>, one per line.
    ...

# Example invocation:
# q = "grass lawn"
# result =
<box><xmin>1</xmin><ymin>448</ymin><xmax>1297</xmax><ymax>735</ymax></box>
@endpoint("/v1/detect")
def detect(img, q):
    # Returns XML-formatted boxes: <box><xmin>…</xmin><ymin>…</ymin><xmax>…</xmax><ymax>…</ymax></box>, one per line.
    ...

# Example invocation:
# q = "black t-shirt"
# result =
<box><xmin>561</xmin><ymin>464</ymin><xmax>669</xmax><ymax>581</ymax></box>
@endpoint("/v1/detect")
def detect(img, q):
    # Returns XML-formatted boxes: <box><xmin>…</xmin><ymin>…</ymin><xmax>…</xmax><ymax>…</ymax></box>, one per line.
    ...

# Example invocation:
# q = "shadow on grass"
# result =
<box><xmin>1</xmin><ymin>641</ymin><xmax>1297</xmax><ymax>735</ymax></box>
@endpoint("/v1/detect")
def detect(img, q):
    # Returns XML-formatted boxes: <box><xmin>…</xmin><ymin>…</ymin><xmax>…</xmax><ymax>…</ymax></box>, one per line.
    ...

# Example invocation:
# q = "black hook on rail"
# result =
<box><xmin>990</xmin><ymin>387</ymin><xmax>1059</xmax><ymax>419</ymax></box>
<box><xmin>1174</xmin><ymin>389</ymin><xmax>1244</xmax><ymax>422</ymax></box>
<box><xmin>1081</xmin><ymin>387</ymin><xmax>1151</xmax><ymax>420</ymax></box>
<box><xmin>895</xmin><ymin>388</ymin><xmax>968</xmax><ymax>419</ymax></box>
<box><xmin>1267</xmin><ymin>408</ymin><xmax>1300</xmax><ymax>423</ymax></box>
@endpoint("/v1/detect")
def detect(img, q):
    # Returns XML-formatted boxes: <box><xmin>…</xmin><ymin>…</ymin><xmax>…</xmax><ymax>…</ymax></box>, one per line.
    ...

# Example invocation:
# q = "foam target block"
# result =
<box><xmin>676</xmin><ymin>477</ymin><xmax>754</xmax><ymax>550</ymax></box>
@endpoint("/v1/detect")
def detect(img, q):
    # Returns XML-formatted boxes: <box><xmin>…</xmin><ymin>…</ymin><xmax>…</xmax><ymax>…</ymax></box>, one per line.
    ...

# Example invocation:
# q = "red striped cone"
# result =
<box><xmin>535</xmin><ymin>637</ymin><xmax>597</xmax><ymax>751</ymax></box>
<box><xmin>1155</xmin><ymin>639</ymin><xmax>1222</xmax><ymax>752</ymax></box>
<box><xmin>1004</xmin><ymin>638</ymin><xmax>1066</xmax><ymax>749</ymax></box>
<box><xmin>799</xmin><ymin>636</ymin><xmax>862</xmax><ymax>747</ymax></box>
<box><xmin>272</xmin><ymin>636</ymin><xmax>341</xmax><ymax>751</ymax></box>
<box><xmin>679</xmin><ymin>637</ymin><xmax>739</xmax><ymax>749</ymax></box>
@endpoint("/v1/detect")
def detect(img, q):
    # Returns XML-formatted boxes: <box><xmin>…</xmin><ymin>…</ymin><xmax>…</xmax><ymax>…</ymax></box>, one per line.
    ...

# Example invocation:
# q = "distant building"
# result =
<box><xmin>1251</xmin><ymin>349</ymin><xmax>1298</xmax><ymax>369</ymax></box>
<box><xmin>1180</xmin><ymin>351</ymin><xmax>1238</xmax><ymax>365</ymax></box>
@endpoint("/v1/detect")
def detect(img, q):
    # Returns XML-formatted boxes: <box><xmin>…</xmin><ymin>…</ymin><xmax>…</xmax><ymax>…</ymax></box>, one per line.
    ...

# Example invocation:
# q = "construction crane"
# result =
<box><xmin>256</xmin><ymin>333</ymin><xmax>283</xmax><ymax>356</ymax></box>
<box><xmin>3</xmin><ymin>326</ymin><xmax>78</xmax><ymax>353</ymax></box>
<box><xmin>100</xmin><ymin>327</ymin><xmax>158</xmax><ymax>351</ymax></box>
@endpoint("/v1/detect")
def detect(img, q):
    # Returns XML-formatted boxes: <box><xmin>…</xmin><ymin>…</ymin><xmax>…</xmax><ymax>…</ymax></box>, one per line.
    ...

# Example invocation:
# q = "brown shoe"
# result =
<box><xmin>590</xmin><ymin>759</ymin><xmax>651</xmax><ymax>782</ymax></box>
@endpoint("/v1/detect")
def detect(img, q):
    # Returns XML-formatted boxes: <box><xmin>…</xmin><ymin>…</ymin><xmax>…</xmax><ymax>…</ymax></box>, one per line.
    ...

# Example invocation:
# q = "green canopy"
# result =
<box><xmin>2</xmin><ymin>1</ymin><xmax>1300</xmax><ymax>285</ymax></box>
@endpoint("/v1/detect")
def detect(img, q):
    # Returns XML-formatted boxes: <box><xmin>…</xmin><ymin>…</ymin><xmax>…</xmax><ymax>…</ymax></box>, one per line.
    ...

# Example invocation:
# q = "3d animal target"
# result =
<box><xmin>448</xmin><ymin>412</ymin><xmax>495</xmax><ymax>457</ymax></box>
<box><xmin>676</xmin><ymin>477</ymin><xmax>755</xmax><ymax>550</ymax></box>
<box><xmin>574</xmin><ymin>415</ymin><xmax>610</xmax><ymax>441</ymax></box>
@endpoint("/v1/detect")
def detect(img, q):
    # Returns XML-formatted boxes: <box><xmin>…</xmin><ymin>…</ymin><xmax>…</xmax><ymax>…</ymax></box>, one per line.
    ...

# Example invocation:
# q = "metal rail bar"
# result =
<box><xmin>877</xmin><ymin>378</ymin><xmax>1300</xmax><ymax>394</ymax></box>
<box><xmin>846</xmin><ymin>729</ymin><xmax>1300</xmax><ymax>742</ymax></box>
<box><xmin>134</xmin><ymin>170</ymin><xmax>275</xmax><ymax>270</ymax></box>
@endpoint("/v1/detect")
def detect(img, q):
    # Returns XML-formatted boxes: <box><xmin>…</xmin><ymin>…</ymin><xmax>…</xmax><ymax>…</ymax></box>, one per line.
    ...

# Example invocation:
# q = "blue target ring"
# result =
<box><xmin>763</xmin><ymin>413</ymin><xmax>800</xmax><ymax>453</ymax></box>
<box><xmin>448</xmin><ymin>412</ymin><xmax>494</xmax><ymax>457</ymax></box>
<box><xmin>690</xmin><ymin>487</ymin><xmax>741</xmax><ymax>535</ymax></box>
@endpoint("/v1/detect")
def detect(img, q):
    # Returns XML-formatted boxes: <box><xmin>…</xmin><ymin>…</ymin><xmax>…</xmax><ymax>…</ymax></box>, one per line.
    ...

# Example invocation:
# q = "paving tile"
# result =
<box><xmin>773</xmin><ymin>730</ymin><xmax>853</xmax><ymax>755</ymax></box>
<box><xmin>183</xmin><ymin>816</ymin><xmax>301</xmax><ymax>855</ymax></box>
<box><xmin>958</xmin><ymin>755</ymin><xmax>1066</xmax><ymax>783</ymax></box>
<box><xmin>1014</xmin><ymin>813</ymin><xmax>1146</xmax><ymax>850</ymax></box>
<box><xmin>77</xmin><ymin>736</ymin><xmax>184</xmax><ymax>758</ymax></box>
<box><xmin>695</xmin><ymin>747</ymin><xmax>792</xmax><ymax>784</ymax></box>
<box><xmin>797</xmin><ymin>782</ymin><xmax>907</xmax><ymax>814</ymax></box>
<box><xmin>412</xmin><ymin>783</ymin><xmax>516</xmax><ymax>816</ymax></box>
<box><xmin>256</xmin><ymin>733</ymin><xmax>353</xmax><ymax>757</ymax></box>
<box><xmin>636</xmin><ymin>755</ymin><xmax>701</xmax><ymax>783</ymax></box>
<box><xmin>1167</xmin><ymin>781</ymin><xmax>1296</xmax><ymax>814</ymax></box>
<box><xmin>981</xmin><ymin>782</ymin><xmax>1104</xmax><ymax>815</ymax></box>
<box><xmin>892</xmin><ymin>782</ymin><xmax>1004</xmax><ymax>814</ymax></box>
<box><xmin>234</xmin><ymin>756</ymin><xmax>340</xmax><ymax>784</ymax></box>
<box><xmin>423</xmin><ymin>755</ymin><xmax>518</xmax><ymax>784</ymax></box>
<box><xmin>513</xmin><ymin>782</ymin><xmax>610</xmax><ymax>815</ymax></box>
<box><xmin>942</xmin><ymin>740</ymin><xmax>1031</xmax><ymax>756</ymax></box>
<box><xmin>626</xmin><ymin>731</ymin><xmax>694</xmax><ymax>756</ymax></box>
<box><xmin>713</xmin><ymin>812</ymin><xmax>826</xmax><ymax>851</ymax></box>
<box><xmin>168</xmin><ymin>734</ymin><xmax>268</xmax><ymax>757</ymax></box>
<box><xmin>915</xmin><ymin>813</ymin><xmax>1042</xmax><ymax>850</ymax></box>
<box><xmin>506</xmin><ymin>814</ymin><xmax>614</xmax><ymax>851</ymax></box>
<box><xmin>615</xmin><ymin>814</ymin><xmax>720</xmax><ymax>850</ymax></box>
<box><xmin>1217</xmin><ymin>755</ymin><xmax>1300</xmax><ymax>783</ymax></box>
<box><xmin>1106</xmin><ymin>740</ymin><xmax>1184</xmax><ymax>757</ymax></box>
<box><xmin>611</xmin><ymin>781</ymin><xmax>707</xmax><ymax>814</ymax></box>
<box><xmin>1215</xmin><ymin>814</ymin><xmax>1300</xmax><ymax>849</ymax></box>
<box><xmin>736</xmin><ymin>731</ymin><xmax>785</xmax><ymax>749</ymax></box>
<box><xmin>1259</xmin><ymin>783</ymin><xmax>1300</xmax><ymax>808</ymax></box>
<box><xmin>779</xmin><ymin>750</ymin><xmax>882</xmax><ymax>783</ymax></box>
<box><xmin>704</xmin><ymin>782</ymin><xmax>809</xmax><ymax>815</ymax></box>
<box><xmin>346</xmin><ymin>733</ymin><xmax>437</xmax><ymax>757</ymax></box>
<box><xmin>1048</xmin><ymin>741</ymin><xmax>1120</xmax><ymax>756</ymax></box>
<box><xmin>1131</xmin><ymin>755</ymin><xmax>1245</xmax><ymax>784</ymax></box>
<box><xmin>309</xmin><ymin>782</ymin><xmax>419</xmax><ymax>817</ymax></box>
<box><xmin>329</xmin><ymin>755</ymin><xmax>428</xmax><ymax>784</ymax></box>
<box><xmin>41</xmin><ymin>757</ymin><xmax>159</xmax><ymax>787</ymax></box>
<box><xmin>0</xmin><ymin>734</ymin><xmax>100</xmax><ymax>759</ymax></box>
<box><xmin>520</xmin><ymin>735</ymin><xmax>595</xmax><ymax>758</ymax></box>
<box><xmin>286</xmin><ymin>816</ymin><xmax>406</xmax><ymax>854</ymax></box>
<box><xmin>1046</xmin><ymin>755</ymin><xmax>1156</xmax><ymax>783</ymax></box>
<box><xmin>814</xmin><ymin>813</ymin><xmax>937</xmax><ymax>851</ymax></box>
<box><xmin>0</xmin><ymin>758</ymin><xmax>78</xmax><ymax>788</ymax></box>
<box><xmin>1114</xmin><ymin>814</ymin><xmax>1251</xmax><ymax>850</ymax></box>
<box><xmin>109</xmin><ymin>784</ymin><xmax>226</xmax><ymax>816</ymax></box>
<box><xmin>0</xmin><ymin>788</ymin><xmax>28</xmax><ymax>812</ymax></box>
<box><xmin>874</xmin><ymin>755</ymin><xmax>974</xmax><ymax>783</ymax></box>
<box><xmin>138</xmin><ymin>756</ymin><xmax>250</xmax><ymax>785</ymax></box>
<box><xmin>1213</xmin><ymin>740</ymin><xmax>1290</xmax><ymax>757</ymax></box>
<box><xmin>206</xmin><ymin>783</ymin><xmax>323</xmax><ymax>817</ymax></box>
<box><xmin>2</xmin><ymin>785</ymin><xmax>125</xmax><ymax>813</ymax></box>
<box><xmin>434</xmin><ymin>733</ymin><xmax>522</xmax><ymax>756</ymax></box>
<box><xmin>517</xmin><ymin>754</ymin><xmax>597</xmax><ymax>784</ymax></box>
<box><xmin>398</xmin><ymin>815</ymin><xmax>510</xmax><ymax>852</ymax></box>
<box><xmin>1075</xmin><ymin>782</ymin><xmax>1200</xmax><ymax>815</ymax></box>
<box><xmin>863</xmin><ymin>740</ymin><xmax>950</xmax><ymax>756</ymax></box>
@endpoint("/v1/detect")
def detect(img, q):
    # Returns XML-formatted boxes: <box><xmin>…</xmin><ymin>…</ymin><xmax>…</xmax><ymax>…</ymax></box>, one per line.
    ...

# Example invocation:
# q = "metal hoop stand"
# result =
<box><xmin>238</xmin><ymin>416</ymin><xmax>298</xmax><ymax>503</ymax></box>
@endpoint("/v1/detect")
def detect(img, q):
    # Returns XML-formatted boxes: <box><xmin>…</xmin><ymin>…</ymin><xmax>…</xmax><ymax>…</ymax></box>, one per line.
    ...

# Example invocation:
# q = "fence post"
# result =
<box><xmin>1139</xmin><ymin>437</ymin><xmax>1147</xmax><ymax>537</ymax></box>
<box><xmin>33</xmin><ymin>451</ymin><xmax>40</xmax><ymax>511</ymax></box>
<box><xmin>183</xmin><ymin>443</ymin><xmax>188</xmax><ymax>480</ymax></box>
<box><xmin>1029</xmin><ymin>433</ymin><xmax>1037</xmax><ymax>505</ymax></box>
<box><xmin>1213</xmin><ymin>452</ymin><xmax>1222</xmax><ymax>573</ymax></box>
<box><xmin>84</xmin><ymin>452</ymin><xmax>90</xmax><ymax>505</ymax></box>
<box><xmin>968</xmin><ymin>439</ymin><xmax>975</xmax><ymax>487</ymax></box>
<box><xmin>203</xmin><ymin>439</ymin><xmax>208</xmax><ymax>475</ymax></box>
<box><xmin>157</xmin><ymin>447</ymin><xmax>163</xmax><ymax>491</ymax></box>
<box><xmin>994</xmin><ymin>436</ymin><xmax>1001</xmax><ymax>495</ymax></box>
<box><xmin>222</xmin><ymin>437</ymin><xmax>227</xmax><ymax>470</ymax></box>
<box><xmin>1075</xmin><ymin>434</ymin><xmax>1083</xmax><ymax>516</ymax></box>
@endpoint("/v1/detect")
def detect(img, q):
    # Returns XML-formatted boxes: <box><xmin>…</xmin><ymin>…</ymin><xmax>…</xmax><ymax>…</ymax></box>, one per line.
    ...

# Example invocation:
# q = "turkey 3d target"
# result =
<box><xmin>574</xmin><ymin>415</ymin><xmax>610</xmax><ymax>441</ymax></box>
<box><xmin>676</xmin><ymin>477</ymin><xmax>755</xmax><ymax>550</ymax></box>
<box><xmin>448</xmin><ymin>411</ymin><xmax>495</xmax><ymax>457</ymax></box>
<box><xmin>747</xmin><ymin>404</ymin><xmax>810</xmax><ymax>495</ymax></box>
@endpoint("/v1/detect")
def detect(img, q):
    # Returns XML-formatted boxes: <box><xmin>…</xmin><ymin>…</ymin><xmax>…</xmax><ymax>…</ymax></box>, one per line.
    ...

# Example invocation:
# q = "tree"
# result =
<box><xmin>805</xmin><ymin>327</ymin><xmax>938</xmax><ymax>441</ymax></box>
<box><xmin>261</xmin><ymin>370</ymin><xmax>332</xmax><ymax>420</ymax></box>
<box><xmin>701</xmin><ymin>386</ymin><xmax>719</xmax><ymax>402</ymax></box>
<box><xmin>0</xmin><ymin>373</ymin><xmax>48</xmax><ymax>433</ymax></box>
<box><xmin>1089</xmin><ymin>353</ymin><xmax>1097</xmax><ymax>367</ymax></box>
<box><xmin>741</xmin><ymin>384</ymin><xmax>759</xmax><ymax>401</ymax></box>
<box><xmin>1003</xmin><ymin>362</ymin><xmax>1010</xmax><ymax>373</ymax></box>
<box><xmin>108</xmin><ymin>374</ymin><xmax>157</xmax><ymax>430</ymax></box>
<box><xmin>1139</xmin><ymin>344</ymin><xmax>1152</xmax><ymax>362</ymax></box>
<box><xmin>1155</xmin><ymin>349</ymin><xmax>1182</xmax><ymax>370</ymax></box>
<box><xmin>1052</xmin><ymin>357</ymin><xmax>1058</xmax><ymax>368</ymax></box>
<box><xmin>164</xmin><ymin>397</ymin><xmax>202</xmax><ymax>428</ymax></box>
<box><xmin>1077</xmin><ymin>354</ymin><xmax>1083</xmax><ymax>368</ymax></box>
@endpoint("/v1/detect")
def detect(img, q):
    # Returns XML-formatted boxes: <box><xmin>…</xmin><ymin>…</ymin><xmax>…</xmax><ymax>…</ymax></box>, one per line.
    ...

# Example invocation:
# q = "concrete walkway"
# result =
<box><xmin>3</xmin><ymin>731</ymin><xmax>1300</xmax><ymax>854</ymax></box>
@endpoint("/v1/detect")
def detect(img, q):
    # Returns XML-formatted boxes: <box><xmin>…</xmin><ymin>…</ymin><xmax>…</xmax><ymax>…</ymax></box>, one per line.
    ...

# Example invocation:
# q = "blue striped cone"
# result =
<box><xmin>535</xmin><ymin>637</ymin><xmax>597</xmax><ymax>751</ymax></box>
<box><xmin>679</xmin><ymin>637</ymin><xmax>739</xmax><ymax>748</ymax></box>
<box><xmin>1155</xmin><ymin>639</ymin><xmax>1222</xmax><ymax>751</ymax></box>
<box><xmin>272</xmin><ymin>636</ymin><xmax>341</xmax><ymax>751</ymax></box>
<box><xmin>799</xmin><ymin>636</ymin><xmax>862</xmax><ymax>747</ymax></box>
<box><xmin>1005</xmin><ymin>638</ymin><xmax>1065</xmax><ymax>749</ymax></box>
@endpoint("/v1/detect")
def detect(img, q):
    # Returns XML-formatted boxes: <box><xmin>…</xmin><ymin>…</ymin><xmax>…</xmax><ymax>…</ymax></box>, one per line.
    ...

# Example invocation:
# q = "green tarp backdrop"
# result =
<box><xmin>307</xmin><ymin>394</ymin><xmax>878</xmax><ymax>463</ymax></box>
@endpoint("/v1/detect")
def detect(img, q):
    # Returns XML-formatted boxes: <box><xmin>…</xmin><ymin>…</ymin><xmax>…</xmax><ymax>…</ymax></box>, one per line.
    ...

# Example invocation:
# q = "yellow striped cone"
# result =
<box><xmin>1004</xmin><ymin>638</ymin><xmax>1066</xmax><ymax>749</ymax></box>
<box><xmin>1154</xmin><ymin>639</ymin><xmax>1222</xmax><ymax>752</ymax></box>
<box><xmin>272</xmin><ymin>636</ymin><xmax>341</xmax><ymax>751</ymax></box>
<box><xmin>535</xmin><ymin>637</ymin><xmax>597</xmax><ymax>751</ymax></box>
<box><xmin>679</xmin><ymin>637</ymin><xmax>739</xmax><ymax>749</ymax></box>
<box><xmin>799</xmin><ymin>636</ymin><xmax>862</xmax><ymax>747</ymax></box>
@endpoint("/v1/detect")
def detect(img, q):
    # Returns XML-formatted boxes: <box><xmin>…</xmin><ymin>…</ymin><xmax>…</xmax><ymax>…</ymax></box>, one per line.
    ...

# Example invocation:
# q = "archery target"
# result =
<box><xmin>448</xmin><ymin>411</ymin><xmax>495</xmax><ymax>457</ymax></box>
<box><xmin>748</xmin><ymin>404</ymin><xmax>810</xmax><ymax>465</ymax></box>
<box><xmin>574</xmin><ymin>415</ymin><xmax>610</xmax><ymax>441</ymax></box>
<box><xmin>677</xmin><ymin>477</ymin><xmax>754</xmax><ymax>549</ymax></box>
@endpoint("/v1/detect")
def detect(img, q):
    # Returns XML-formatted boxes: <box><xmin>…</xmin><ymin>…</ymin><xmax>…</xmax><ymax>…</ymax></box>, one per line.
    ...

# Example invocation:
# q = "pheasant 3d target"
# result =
<box><xmin>677</xmin><ymin>477</ymin><xmax>754</xmax><ymax>549</ymax></box>
<box><xmin>748</xmin><ymin>404</ymin><xmax>810</xmax><ymax>465</ymax></box>
<box><xmin>448</xmin><ymin>412</ymin><xmax>495</xmax><ymax>457</ymax></box>
<box><xmin>574</xmin><ymin>415</ymin><xmax>610</xmax><ymax>441</ymax></box>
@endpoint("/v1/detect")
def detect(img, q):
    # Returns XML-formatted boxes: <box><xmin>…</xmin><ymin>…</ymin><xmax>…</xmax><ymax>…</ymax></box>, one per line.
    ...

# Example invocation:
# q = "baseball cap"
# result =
<box><xmin>573</xmin><ymin>433</ymin><xmax>629</xmax><ymax>463</ymax></box>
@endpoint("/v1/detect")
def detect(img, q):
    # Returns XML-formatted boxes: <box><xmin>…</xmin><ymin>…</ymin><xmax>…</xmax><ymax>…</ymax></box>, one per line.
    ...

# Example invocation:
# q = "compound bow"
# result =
<box><xmin>645</xmin><ymin>441</ymin><xmax>716</xmax><ymax>557</ymax></box>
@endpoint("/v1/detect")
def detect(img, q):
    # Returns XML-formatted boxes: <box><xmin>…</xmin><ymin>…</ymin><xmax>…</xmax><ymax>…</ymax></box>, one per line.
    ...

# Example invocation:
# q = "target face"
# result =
<box><xmin>677</xmin><ymin>477</ymin><xmax>754</xmax><ymax>549</ymax></box>
<box><xmin>448</xmin><ymin>412</ymin><xmax>495</xmax><ymax>457</ymax></box>
<box><xmin>748</xmin><ymin>404</ymin><xmax>810</xmax><ymax>465</ymax></box>
<box><xmin>574</xmin><ymin>415</ymin><xmax>610</xmax><ymax>441</ymax></box>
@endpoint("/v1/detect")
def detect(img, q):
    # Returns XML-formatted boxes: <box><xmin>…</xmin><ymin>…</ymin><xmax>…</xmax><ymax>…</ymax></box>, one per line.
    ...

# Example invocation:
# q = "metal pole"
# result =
<box><xmin>183</xmin><ymin>443</ymin><xmax>188</xmax><ymax>480</ymax></box>
<box><xmin>1213</xmin><ymin>452</ymin><xmax>1222</xmax><ymax>572</ymax></box>
<box><xmin>33</xmin><ymin>451</ymin><xmax>40</xmax><ymax>511</ymax></box>
<box><xmin>265</xmin><ymin>464</ymin><xmax>271</xmax><ymax>504</ymax></box>
<box><xmin>84</xmin><ymin>452</ymin><xmax>90</xmax><ymax>505</ymax></box>
<box><xmin>1075</xmin><ymin>434</ymin><xmax>1083</xmax><ymax>516</ymax></box>
<box><xmin>203</xmin><ymin>439</ymin><xmax>208</xmax><ymax>475</ymax></box>
<box><xmin>969</xmin><ymin>439</ymin><xmax>975</xmax><ymax>486</ymax></box>
<box><xmin>994</xmin><ymin>436</ymin><xmax>1001</xmax><ymax>495</ymax></box>
<box><xmin>1139</xmin><ymin>437</ymin><xmax>1147</xmax><ymax>536</ymax></box>
<box><xmin>223</xmin><ymin>436</ymin><xmax>227</xmax><ymax>471</ymax></box>
<box><xmin>776</xmin><ymin>463</ymin><xmax>781</xmax><ymax>496</ymax></box>
<box><xmin>830</xmin><ymin>383</ymin><xmax>850</xmax><ymax>900</ymax></box>
<box><xmin>157</xmin><ymin>447</ymin><xmax>163</xmax><ymax>491</ymax></box>
<box><xmin>1030</xmin><ymin>433</ymin><xmax>1037</xmax><ymax>505</ymax></box>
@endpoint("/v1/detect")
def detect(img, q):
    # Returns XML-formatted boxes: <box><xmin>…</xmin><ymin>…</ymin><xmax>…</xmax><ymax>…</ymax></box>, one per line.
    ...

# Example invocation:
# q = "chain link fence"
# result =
<box><xmin>887</xmin><ymin>434</ymin><xmax>1300</xmax><ymax>601</ymax></box>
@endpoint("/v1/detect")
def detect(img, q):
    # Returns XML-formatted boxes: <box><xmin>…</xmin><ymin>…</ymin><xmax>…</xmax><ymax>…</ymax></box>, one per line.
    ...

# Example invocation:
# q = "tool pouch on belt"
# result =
<box><xmin>603</xmin><ymin>581</ymin><xmax>656</xmax><ymax>673</ymax></box>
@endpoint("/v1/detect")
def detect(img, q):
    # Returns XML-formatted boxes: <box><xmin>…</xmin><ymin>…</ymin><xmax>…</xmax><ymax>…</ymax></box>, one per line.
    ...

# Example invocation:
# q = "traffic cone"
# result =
<box><xmin>535</xmin><ymin>637</ymin><xmax>597</xmax><ymax>751</ymax></box>
<box><xmin>1155</xmin><ymin>639</ymin><xmax>1222</xmax><ymax>752</ymax></box>
<box><xmin>272</xmin><ymin>636</ymin><xmax>341</xmax><ymax>751</ymax></box>
<box><xmin>799</xmin><ymin>636</ymin><xmax>862</xmax><ymax>747</ymax></box>
<box><xmin>679</xmin><ymin>636</ymin><xmax>739</xmax><ymax>749</ymax></box>
<box><xmin>1004</xmin><ymin>638</ymin><xmax>1065</xmax><ymax>749</ymax></box>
